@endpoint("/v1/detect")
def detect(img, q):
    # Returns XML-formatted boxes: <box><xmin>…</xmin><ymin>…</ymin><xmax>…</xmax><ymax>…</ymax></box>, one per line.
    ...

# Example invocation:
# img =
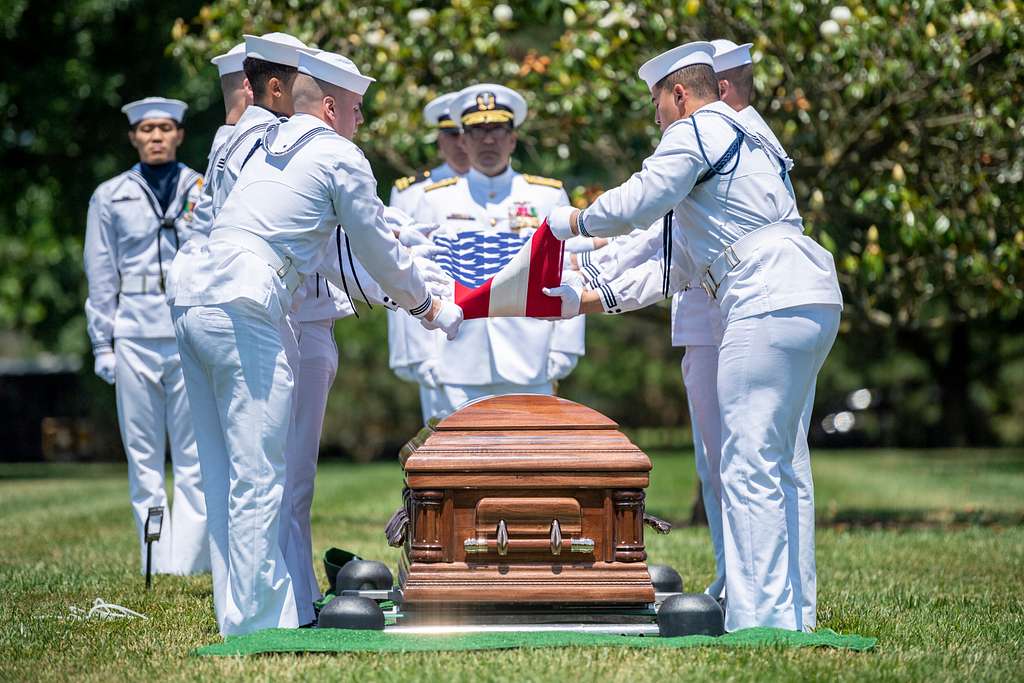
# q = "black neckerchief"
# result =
<box><xmin>138</xmin><ymin>161</ymin><xmax>181</xmax><ymax>213</ymax></box>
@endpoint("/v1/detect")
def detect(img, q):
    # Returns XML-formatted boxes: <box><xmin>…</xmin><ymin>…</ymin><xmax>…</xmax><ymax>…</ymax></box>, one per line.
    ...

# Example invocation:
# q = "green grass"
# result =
<box><xmin>1</xmin><ymin>450</ymin><xmax>1023</xmax><ymax>681</ymax></box>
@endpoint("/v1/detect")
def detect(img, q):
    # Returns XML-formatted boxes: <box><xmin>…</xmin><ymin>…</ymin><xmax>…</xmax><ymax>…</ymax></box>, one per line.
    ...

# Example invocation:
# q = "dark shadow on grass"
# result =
<box><xmin>0</xmin><ymin>462</ymin><xmax>126</xmax><ymax>481</ymax></box>
<box><xmin>648</xmin><ymin>507</ymin><xmax>1024</xmax><ymax>531</ymax></box>
<box><xmin>819</xmin><ymin>507</ymin><xmax>1024</xmax><ymax>529</ymax></box>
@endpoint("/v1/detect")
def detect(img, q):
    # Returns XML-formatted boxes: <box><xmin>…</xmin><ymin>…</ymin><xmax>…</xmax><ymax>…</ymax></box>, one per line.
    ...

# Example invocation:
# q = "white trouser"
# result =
<box><xmin>684</xmin><ymin>347</ymin><xmax>817</xmax><ymax>616</ymax></box>
<box><xmin>681</xmin><ymin>346</ymin><xmax>725</xmax><ymax>600</ymax></box>
<box><xmin>285</xmin><ymin>319</ymin><xmax>338</xmax><ymax>617</ymax></box>
<box><xmin>717</xmin><ymin>304</ymin><xmax>840</xmax><ymax>633</ymax></box>
<box><xmin>173</xmin><ymin>300</ymin><xmax>298</xmax><ymax>637</ymax></box>
<box><xmin>435</xmin><ymin>381</ymin><xmax>554</xmax><ymax>419</ymax></box>
<box><xmin>419</xmin><ymin>384</ymin><xmax>446</xmax><ymax>425</ymax></box>
<box><xmin>277</xmin><ymin>317</ymin><xmax>307</xmax><ymax>625</ymax></box>
<box><xmin>114</xmin><ymin>336</ymin><xmax>208</xmax><ymax>575</ymax></box>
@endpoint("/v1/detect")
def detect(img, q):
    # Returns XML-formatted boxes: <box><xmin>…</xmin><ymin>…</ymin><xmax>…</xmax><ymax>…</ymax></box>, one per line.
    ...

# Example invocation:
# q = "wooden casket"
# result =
<box><xmin>397</xmin><ymin>394</ymin><xmax>656</xmax><ymax>610</ymax></box>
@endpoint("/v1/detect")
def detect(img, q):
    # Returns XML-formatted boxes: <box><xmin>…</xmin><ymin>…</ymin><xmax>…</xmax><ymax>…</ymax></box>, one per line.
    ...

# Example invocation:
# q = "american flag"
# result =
<box><xmin>431</xmin><ymin>223</ymin><xmax>564</xmax><ymax>319</ymax></box>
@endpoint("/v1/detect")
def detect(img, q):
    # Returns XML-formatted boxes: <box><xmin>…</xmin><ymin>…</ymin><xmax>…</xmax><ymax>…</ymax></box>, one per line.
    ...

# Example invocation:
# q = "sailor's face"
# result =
<box><xmin>462</xmin><ymin>123</ymin><xmax>516</xmax><ymax>176</ymax></box>
<box><xmin>129</xmin><ymin>118</ymin><xmax>183</xmax><ymax>164</ymax></box>
<box><xmin>329</xmin><ymin>90</ymin><xmax>364</xmax><ymax>140</ymax></box>
<box><xmin>437</xmin><ymin>129</ymin><xmax>469</xmax><ymax>171</ymax></box>
<box><xmin>652</xmin><ymin>84</ymin><xmax>683</xmax><ymax>133</ymax></box>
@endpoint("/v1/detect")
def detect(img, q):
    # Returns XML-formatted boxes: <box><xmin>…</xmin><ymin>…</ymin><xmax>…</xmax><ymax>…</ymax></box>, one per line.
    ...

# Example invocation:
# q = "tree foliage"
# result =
<box><xmin>1</xmin><ymin>0</ymin><xmax>1021</xmax><ymax>456</ymax></box>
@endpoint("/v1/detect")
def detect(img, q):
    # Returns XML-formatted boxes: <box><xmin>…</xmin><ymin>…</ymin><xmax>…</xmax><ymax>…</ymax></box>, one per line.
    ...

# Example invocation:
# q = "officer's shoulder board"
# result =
<box><xmin>423</xmin><ymin>176</ymin><xmax>459</xmax><ymax>193</ymax></box>
<box><xmin>522</xmin><ymin>174</ymin><xmax>564</xmax><ymax>189</ymax></box>
<box><xmin>393</xmin><ymin>169</ymin><xmax>433</xmax><ymax>192</ymax></box>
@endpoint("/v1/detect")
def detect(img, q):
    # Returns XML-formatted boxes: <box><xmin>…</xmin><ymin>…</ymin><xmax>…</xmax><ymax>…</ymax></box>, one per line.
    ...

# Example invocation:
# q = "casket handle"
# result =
<box><xmin>496</xmin><ymin>519</ymin><xmax>509</xmax><ymax>556</ymax></box>
<box><xmin>550</xmin><ymin>520</ymin><xmax>562</xmax><ymax>556</ymax></box>
<box><xmin>463</xmin><ymin>531</ymin><xmax>595</xmax><ymax>556</ymax></box>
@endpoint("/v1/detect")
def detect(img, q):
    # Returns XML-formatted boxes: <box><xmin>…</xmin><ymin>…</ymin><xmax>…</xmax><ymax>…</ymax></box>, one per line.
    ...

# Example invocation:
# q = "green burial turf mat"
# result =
<box><xmin>193</xmin><ymin>627</ymin><xmax>876</xmax><ymax>657</ymax></box>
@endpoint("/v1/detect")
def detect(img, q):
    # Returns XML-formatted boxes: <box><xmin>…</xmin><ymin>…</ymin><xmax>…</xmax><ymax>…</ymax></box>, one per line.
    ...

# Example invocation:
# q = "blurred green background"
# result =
<box><xmin>1</xmin><ymin>0</ymin><xmax>1022</xmax><ymax>461</ymax></box>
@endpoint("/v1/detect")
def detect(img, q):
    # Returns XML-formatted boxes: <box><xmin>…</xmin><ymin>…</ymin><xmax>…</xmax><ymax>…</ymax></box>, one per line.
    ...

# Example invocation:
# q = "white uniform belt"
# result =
<box><xmin>209</xmin><ymin>227</ymin><xmax>301</xmax><ymax>294</ymax></box>
<box><xmin>701</xmin><ymin>223</ymin><xmax>803</xmax><ymax>299</ymax></box>
<box><xmin>120</xmin><ymin>274</ymin><xmax>164</xmax><ymax>295</ymax></box>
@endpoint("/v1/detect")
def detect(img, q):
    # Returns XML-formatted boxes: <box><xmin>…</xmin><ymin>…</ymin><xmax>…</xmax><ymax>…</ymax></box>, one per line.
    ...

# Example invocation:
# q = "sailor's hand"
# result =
<box><xmin>412</xmin><ymin>253</ymin><xmax>453</xmax><ymax>298</ymax></box>
<box><xmin>542</xmin><ymin>270</ymin><xmax>585</xmax><ymax>319</ymax></box>
<box><xmin>94</xmin><ymin>350</ymin><xmax>116</xmax><ymax>385</ymax></box>
<box><xmin>545</xmin><ymin>205</ymin><xmax>580</xmax><ymax>241</ymax></box>
<box><xmin>420</xmin><ymin>298</ymin><xmax>464</xmax><ymax>340</ymax></box>
<box><xmin>398</xmin><ymin>225</ymin><xmax>437</xmax><ymax>247</ymax></box>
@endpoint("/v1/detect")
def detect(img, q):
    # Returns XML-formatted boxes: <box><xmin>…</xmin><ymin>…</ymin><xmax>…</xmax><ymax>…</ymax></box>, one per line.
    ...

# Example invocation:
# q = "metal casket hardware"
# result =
<box><xmin>496</xmin><ymin>519</ymin><xmax>509</xmax><ymax>556</ymax></box>
<box><xmin>550</xmin><ymin>519</ymin><xmax>562</xmax><ymax>556</ymax></box>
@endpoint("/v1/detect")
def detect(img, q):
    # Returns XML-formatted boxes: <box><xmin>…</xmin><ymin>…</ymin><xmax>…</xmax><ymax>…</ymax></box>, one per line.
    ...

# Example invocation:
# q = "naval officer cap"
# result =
<box><xmin>297</xmin><ymin>50</ymin><xmax>375</xmax><ymax>96</ymax></box>
<box><xmin>121</xmin><ymin>97</ymin><xmax>188</xmax><ymax>125</ymax></box>
<box><xmin>243</xmin><ymin>32</ymin><xmax>310</xmax><ymax>67</ymax></box>
<box><xmin>211</xmin><ymin>42</ymin><xmax>246</xmax><ymax>77</ymax></box>
<box><xmin>423</xmin><ymin>92</ymin><xmax>461</xmax><ymax>129</ymax></box>
<box><xmin>711</xmin><ymin>38</ymin><xmax>754</xmax><ymax>73</ymax></box>
<box><xmin>637</xmin><ymin>41</ymin><xmax>716</xmax><ymax>91</ymax></box>
<box><xmin>450</xmin><ymin>84</ymin><xmax>527</xmax><ymax>128</ymax></box>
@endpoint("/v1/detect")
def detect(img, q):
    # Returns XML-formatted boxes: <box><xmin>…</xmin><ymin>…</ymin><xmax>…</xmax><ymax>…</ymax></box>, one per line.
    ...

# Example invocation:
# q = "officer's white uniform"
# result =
<box><xmin>556</xmin><ymin>43</ymin><xmax>842</xmax><ymax>632</ymax></box>
<box><xmin>84</xmin><ymin>97</ymin><xmax>209</xmax><ymax>576</ymax></box>
<box><xmin>386</xmin><ymin>92</ymin><xmax>466</xmax><ymax>422</ymax></box>
<box><xmin>387</xmin><ymin>164</ymin><xmax>454</xmax><ymax>423</ymax></box>
<box><xmin>413</xmin><ymin>167</ymin><xmax>586</xmax><ymax>414</ymax></box>
<box><xmin>409</xmin><ymin>85</ymin><xmax>584</xmax><ymax>416</ymax></box>
<box><xmin>168</xmin><ymin>48</ymin><xmax>447</xmax><ymax>635</ymax></box>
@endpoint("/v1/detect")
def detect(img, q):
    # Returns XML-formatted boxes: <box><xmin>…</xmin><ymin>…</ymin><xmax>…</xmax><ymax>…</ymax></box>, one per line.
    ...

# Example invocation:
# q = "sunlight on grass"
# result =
<box><xmin>1</xmin><ymin>450</ymin><xmax>1022</xmax><ymax>681</ymax></box>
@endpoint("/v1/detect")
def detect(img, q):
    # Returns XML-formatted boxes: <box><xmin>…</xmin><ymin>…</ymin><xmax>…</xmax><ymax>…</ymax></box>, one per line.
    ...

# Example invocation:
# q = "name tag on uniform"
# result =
<box><xmin>112</xmin><ymin>196</ymin><xmax>140</xmax><ymax>203</ymax></box>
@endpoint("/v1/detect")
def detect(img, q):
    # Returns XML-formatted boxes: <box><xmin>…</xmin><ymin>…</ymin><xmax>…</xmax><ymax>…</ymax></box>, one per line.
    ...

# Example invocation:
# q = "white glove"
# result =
<box><xmin>410</xmin><ymin>243</ymin><xmax>445</xmax><ymax>259</ymax></box>
<box><xmin>542</xmin><ymin>270</ymin><xmax>585</xmax><ymax>319</ymax></box>
<box><xmin>419</xmin><ymin>299</ymin><xmax>464</xmax><ymax>340</ymax></box>
<box><xmin>412</xmin><ymin>255</ymin><xmax>453</xmax><ymax>298</ymax></box>
<box><xmin>546</xmin><ymin>351</ymin><xmax>578</xmax><ymax>382</ymax></box>
<box><xmin>564</xmin><ymin>236</ymin><xmax>597</xmax><ymax>253</ymax></box>
<box><xmin>398</xmin><ymin>226</ymin><xmax>436</xmax><ymax>247</ymax></box>
<box><xmin>382</xmin><ymin>206</ymin><xmax>415</xmax><ymax>231</ymax></box>
<box><xmin>411</xmin><ymin>359</ymin><xmax>441</xmax><ymax>389</ymax></box>
<box><xmin>94</xmin><ymin>350</ymin><xmax>116</xmax><ymax>385</ymax></box>
<box><xmin>546</xmin><ymin>205</ymin><xmax>578</xmax><ymax>241</ymax></box>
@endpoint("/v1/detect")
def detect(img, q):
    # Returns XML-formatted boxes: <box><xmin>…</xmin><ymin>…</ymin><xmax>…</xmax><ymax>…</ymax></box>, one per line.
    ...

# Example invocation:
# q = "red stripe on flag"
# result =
<box><xmin>455</xmin><ymin>279</ymin><xmax>491</xmax><ymax>319</ymax></box>
<box><xmin>524</xmin><ymin>220</ymin><xmax>564</xmax><ymax>317</ymax></box>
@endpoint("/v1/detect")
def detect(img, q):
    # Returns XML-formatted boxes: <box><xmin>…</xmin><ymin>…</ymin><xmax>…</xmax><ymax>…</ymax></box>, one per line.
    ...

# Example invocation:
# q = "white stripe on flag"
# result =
<box><xmin>487</xmin><ymin>238</ymin><xmax>533</xmax><ymax>316</ymax></box>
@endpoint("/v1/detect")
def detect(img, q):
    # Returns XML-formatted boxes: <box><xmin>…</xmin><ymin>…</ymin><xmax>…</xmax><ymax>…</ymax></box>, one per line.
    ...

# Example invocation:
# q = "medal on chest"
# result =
<box><xmin>509</xmin><ymin>201</ymin><xmax>540</xmax><ymax>233</ymax></box>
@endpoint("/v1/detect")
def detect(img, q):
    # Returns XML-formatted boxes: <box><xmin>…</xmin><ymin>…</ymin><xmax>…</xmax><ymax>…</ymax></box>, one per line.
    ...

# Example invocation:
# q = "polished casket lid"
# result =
<box><xmin>401</xmin><ymin>394</ymin><xmax>651</xmax><ymax>474</ymax></box>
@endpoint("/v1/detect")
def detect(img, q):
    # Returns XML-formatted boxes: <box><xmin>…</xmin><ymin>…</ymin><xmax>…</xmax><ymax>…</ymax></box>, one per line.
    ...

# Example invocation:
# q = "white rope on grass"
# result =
<box><xmin>39</xmin><ymin>598</ymin><xmax>148</xmax><ymax>621</ymax></box>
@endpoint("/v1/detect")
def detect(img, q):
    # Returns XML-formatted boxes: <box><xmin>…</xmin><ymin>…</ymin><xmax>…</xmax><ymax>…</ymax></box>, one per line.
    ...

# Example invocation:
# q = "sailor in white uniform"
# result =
<box><xmin>191</xmin><ymin>42</ymin><xmax>252</xmax><ymax>233</ymax></box>
<box><xmin>389</xmin><ymin>92</ymin><xmax>471</xmax><ymax>213</ymax></box>
<box><xmin>281</xmin><ymin>272</ymin><xmax>353</xmax><ymax>623</ymax></box>
<box><xmin>570</xmin><ymin>40</ymin><xmax>819</xmax><ymax>613</ymax></box>
<box><xmin>544</xmin><ymin>42</ymin><xmax>842</xmax><ymax>632</ymax></box>
<box><xmin>409</xmin><ymin>84</ymin><xmax>586</xmax><ymax>417</ymax></box>
<box><xmin>185</xmin><ymin>33</ymin><xmax>320</xmax><ymax>624</ymax></box>
<box><xmin>84</xmin><ymin>97</ymin><xmax>208</xmax><ymax>576</ymax></box>
<box><xmin>210</xmin><ymin>42</ymin><xmax>252</xmax><ymax>158</ymax></box>
<box><xmin>387</xmin><ymin>92</ymin><xmax>470</xmax><ymax>423</ymax></box>
<box><xmin>191</xmin><ymin>32</ymin><xmax>310</xmax><ymax>233</ymax></box>
<box><xmin>168</xmin><ymin>50</ymin><xmax>461</xmax><ymax>636</ymax></box>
